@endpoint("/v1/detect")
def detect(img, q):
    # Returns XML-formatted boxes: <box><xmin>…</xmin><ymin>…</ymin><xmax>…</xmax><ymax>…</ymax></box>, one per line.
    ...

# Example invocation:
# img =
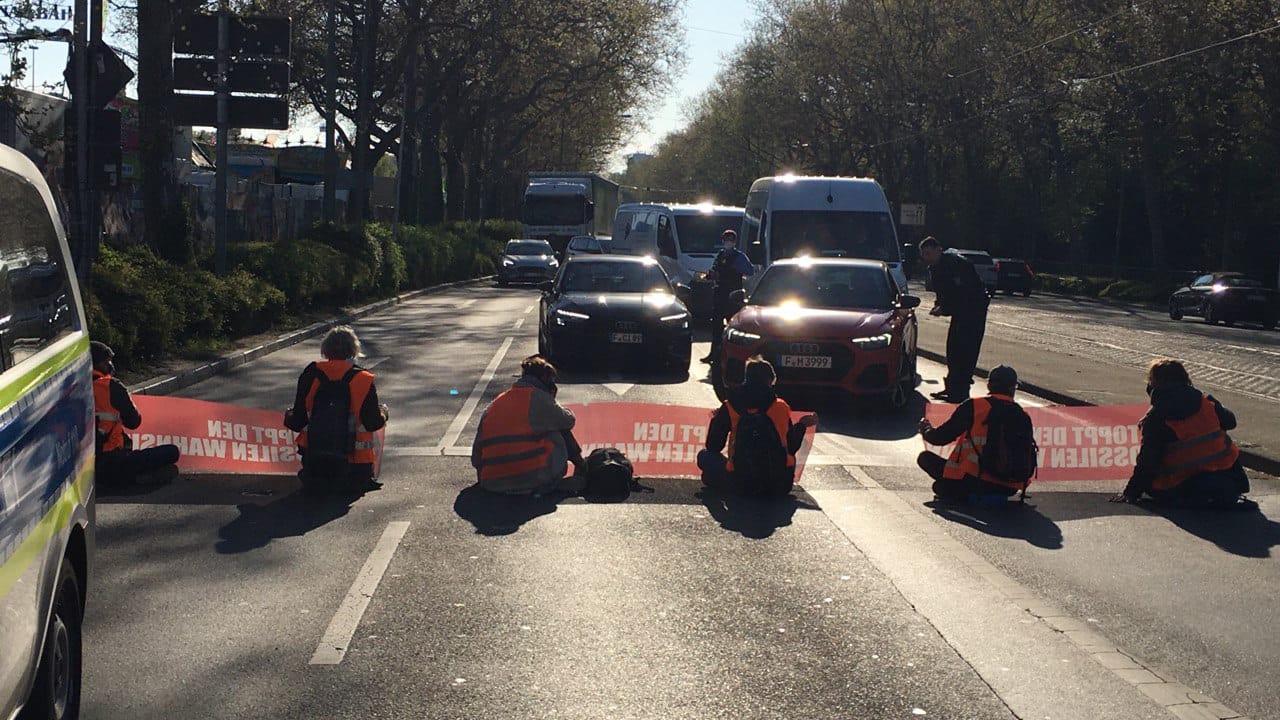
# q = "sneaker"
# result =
<box><xmin>1231</xmin><ymin>497</ymin><xmax>1260</xmax><ymax>512</ymax></box>
<box><xmin>699</xmin><ymin>355</ymin><xmax>714</xmax><ymax>364</ymax></box>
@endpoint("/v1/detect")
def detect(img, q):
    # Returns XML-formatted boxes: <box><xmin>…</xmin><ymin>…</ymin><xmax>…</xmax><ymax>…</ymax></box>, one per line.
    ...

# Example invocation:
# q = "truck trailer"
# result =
<box><xmin>522</xmin><ymin>172</ymin><xmax>619</xmax><ymax>254</ymax></box>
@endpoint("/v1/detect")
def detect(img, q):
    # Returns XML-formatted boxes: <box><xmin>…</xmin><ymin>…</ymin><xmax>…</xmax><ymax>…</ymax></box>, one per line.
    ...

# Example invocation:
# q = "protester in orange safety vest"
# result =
<box><xmin>284</xmin><ymin>326</ymin><xmax>388</xmax><ymax>494</ymax></box>
<box><xmin>1110</xmin><ymin>359</ymin><xmax>1253</xmax><ymax>510</ymax></box>
<box><xmin>91</xmin><ymin>341</ymin><xmax>180</xmax><ymax>486</ymax></box>
<box><xmin>699</xmin><ymin>357</ymin><xmax>817</xmax><ymax>496</ymax></box>
<box><xmin>917</xmin><ymin>364</ymin><xmax>1031</xmax><ymax>504</ymax></box>
<box><xmin>471</xmin><ymin>355</ymin><xmax>586</xmax><ymax>495</ymax></box>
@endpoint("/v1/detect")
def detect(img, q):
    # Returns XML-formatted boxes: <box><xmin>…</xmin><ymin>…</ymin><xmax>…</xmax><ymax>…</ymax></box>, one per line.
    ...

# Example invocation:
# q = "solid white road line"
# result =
<box><xmin>512</xmin><ymin>318</ymin><xmax>525</xmax><ymax>330</ymax></box>
<box><xmin>310</xmin><ymin>521</ymin><xmax>410</xmax><ymax>666</ymax></box>
<box><xmin>457</xmin><ymin>299</ymin><xmax>477</xmax><ymax>309</ymax></box>
<box><xmin>362</xmin><ymin>356</ymin><xmax>390</xmax><ymax>370</ymax></box>
<box><xmin>439</xmin><ymin>337</ymin><xmax>514</xmax><ymax>449</ymax></box>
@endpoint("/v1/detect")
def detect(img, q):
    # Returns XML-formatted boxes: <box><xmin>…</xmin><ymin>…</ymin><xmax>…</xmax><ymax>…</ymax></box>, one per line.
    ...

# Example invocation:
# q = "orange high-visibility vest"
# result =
<box><xmin>942</xmin><ymin>395</ymin><xmax>1026</xmax><ymax>490</ymax></box>
<box><xmin>299</xmin><ymin>360</ymin><xmax>378</xmax><ymax>464</ymax></box>
<box><xmin>475</xmin><ymin>386</ymin><xmax>555</xmax><ymax>483</ymax></box>
<box><xmin>93</xmin><ymin>370</ymin><xmax>125</xmax><ymax>452</ymax></box>
<box><xmin>1152</xmin><ymin>394</ymin><xmax>1239</xmax><ymax>491</ymax></box>
<box><xmin>725</xmin><ymin>398</ymin><xmax>796</xmax><ymax>472</ymax></box>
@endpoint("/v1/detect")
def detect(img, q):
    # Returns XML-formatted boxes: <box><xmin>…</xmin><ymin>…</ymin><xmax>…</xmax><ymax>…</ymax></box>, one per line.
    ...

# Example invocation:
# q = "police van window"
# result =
<box><xmin>745</xmin><ymin>212</ymin><xmax>767</xmax><ymax>265</ymax></box>
<box><xmin>0</xmin><ymin>168</ymin><xmax>78</xmax><ymax>369</ymax></box>
<box><xmin>657</xmin><ymin>215</ymin><xmax>677</xmax><ymax>258</ymax></box>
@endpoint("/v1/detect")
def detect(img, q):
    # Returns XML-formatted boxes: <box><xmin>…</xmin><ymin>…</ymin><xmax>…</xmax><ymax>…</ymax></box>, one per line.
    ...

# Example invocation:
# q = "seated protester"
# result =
<box><xmin>917</xmin><ymin>365</ymin><xmax>1035</xmax><ymax>504</ymax></box>
<box><xmin>472</xmin><ymin>355</ymin><xmax>586</xmax><ymax>496</ymax></box>
<box><xmin>1110</xmin><ymin>359</ymin><xmax>1253</xmax><ymax>509</ymax></box>
<box><xmin>284</xmin><ymin>326</ymin><xmax>388</xmax><ymax>493</ymax></box>
<box><xmin>699</xmin><ymin>357</ymin><xmax>817</xmax><ymax>496</ymax></box>
<box><xmin>92</xmin><ymin>341</ymin><xmax>181</xmax><ymax>485</ymax></box>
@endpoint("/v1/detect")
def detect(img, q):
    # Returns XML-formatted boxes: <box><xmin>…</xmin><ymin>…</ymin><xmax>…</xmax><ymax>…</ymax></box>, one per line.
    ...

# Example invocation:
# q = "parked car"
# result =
<box><xmin>720</xmin><ymin>258</ymin><xmax>920</xmax><ymax>405</ymax></box>
<box><xmin>498</xmin><ymin>239</ymin><xmax>559</xmax><ymax>286</ymax></box>
<box><xmin>946</xmin><ymin>249</ymin><xmax>998</xmax><ymax>295</ymax></box>
<box><xmin>1169</xmin><ymin>272</ymin><xmax>1278</xmax><ymax>329</ymax></box>
<box><xmin>538</xmin><ymin>255</ymin><xmax>693</xmax><ymax>372</ymax></box>
<box><xmin>995</xmin><ymin>257</ymin><xmax>1034</xmax><ymax>296</ymax></box>
<box><xmin>566</xmin><ymin>235</ymin><xmax>611</xmax><ymax>257</ymax></box>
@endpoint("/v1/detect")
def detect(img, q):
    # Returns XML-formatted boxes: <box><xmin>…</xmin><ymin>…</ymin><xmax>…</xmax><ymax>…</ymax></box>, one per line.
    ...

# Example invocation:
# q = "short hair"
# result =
<box><xmin>743</xmin><ymin>355</ymin><xmax>776</xmax><ymax>387</ymax></box>
<box><xmin>721</xmin><ymin>229</ymin><xmax>739</xmax><ymax>244</ymax></box>
<box><xmin>1147</xmin><ymin>358</ymin><xmax>1190</xmax><ymax>387</ymax></box>
<box><xmin>919</xmin><ymin>236</ymin><xmax>941</xmax><ymax>251</ymax></box>
<box><xmin>90</xmin><ymin>340</ymin><xmax>114</xmax><ymax>365</ymax></box>
<box><xmin>320</xmin><ymin>326</ymin><xmax>361</xmax><ymax>360</ymax></box>
<box><xmin>521</xmin><ymin>354</ymin><xmax>558</xmax><ymax>382</ymax></box>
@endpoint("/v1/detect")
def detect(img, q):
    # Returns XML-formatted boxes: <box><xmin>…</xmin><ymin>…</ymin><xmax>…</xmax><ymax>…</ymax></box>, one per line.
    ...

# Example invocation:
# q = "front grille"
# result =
<box><xmin>761</xmin><ymin>340</ymin><xmax>854</xmax><ymax>382</ymax></box>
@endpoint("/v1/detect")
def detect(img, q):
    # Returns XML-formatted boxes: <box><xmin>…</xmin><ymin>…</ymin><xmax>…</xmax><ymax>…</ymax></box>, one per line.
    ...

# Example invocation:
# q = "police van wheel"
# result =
<box><xmin>22</xmin><ymin>558</ymin><xmax>82</xmax><ymax>720</ymax></box>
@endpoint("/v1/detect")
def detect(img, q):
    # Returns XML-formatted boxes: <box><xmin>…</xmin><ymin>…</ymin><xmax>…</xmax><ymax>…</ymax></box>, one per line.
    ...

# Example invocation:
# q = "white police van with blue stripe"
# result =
<box><xmin>0</xmin><ymin>143</ymin><xmax>95</xmax><ymax>720</ymax></box>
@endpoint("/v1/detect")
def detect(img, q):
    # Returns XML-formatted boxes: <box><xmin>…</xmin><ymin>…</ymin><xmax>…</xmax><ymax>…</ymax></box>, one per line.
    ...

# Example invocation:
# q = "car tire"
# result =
<box><xmin>498</xmin><ymin>278</ymin><xmax>509</xmax><ymax>288</ymax></box>
<box><xmin>1203</xmin><ymin>302</ymin><xmax>1218</xmax><ymax>325</ymax></box>
<box><xmin>1004</xmin><ymin>289</ymin><xmax>1014</xmax><ymax>296</ymax></box>
<box><xmin>1021</xmin><ymin>289</ymin><xmax>1031</xmax><ymax>298</ymax></box>
<box><xmin>21</xmin><ymin>558</ymin><xmax>82</xmax><ymax>720</ymax></box>
<box><xmin>1169</xmin><ymin>301</ymin><xmax>1183</xmax><ymax>321</ymax></box>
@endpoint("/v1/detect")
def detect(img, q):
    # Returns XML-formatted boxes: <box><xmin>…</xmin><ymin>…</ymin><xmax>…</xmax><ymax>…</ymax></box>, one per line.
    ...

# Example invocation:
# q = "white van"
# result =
<box><xmin>0</xmin><ymin>143</ymin><xmax>95</xmax><ymax>720</ymax></box>
<box><xmin>740</xmin><ymin>175</ymin><xmax>908</xmax><ymax>290</ymax></box>
<box><xmin>611</xmin><ymin>203</ymin><xmax>745</xmax><ymax>316</ymax></box>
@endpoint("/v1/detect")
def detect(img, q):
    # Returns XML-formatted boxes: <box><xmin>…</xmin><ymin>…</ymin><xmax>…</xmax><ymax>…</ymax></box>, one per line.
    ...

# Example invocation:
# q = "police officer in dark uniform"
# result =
<box><xmin>918</xmin><ymin>236</ymin><xmax>989</xmax><ymax>402</ymax></box>
<box><xmin>701</xmin><ymin>229</ymin><xmax>755</xmax><ymax>364</ymax></box>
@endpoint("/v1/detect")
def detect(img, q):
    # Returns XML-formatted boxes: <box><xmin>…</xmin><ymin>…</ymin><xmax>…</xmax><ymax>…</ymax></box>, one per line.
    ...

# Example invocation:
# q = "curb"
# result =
<box><xmin>917</xmin><ymin>347</ymin><xmax>1280</xmax><ymax>477</ymax></box>
<box><xmin>130</xmin><ymin>276</ymin><xmax>496</xmax><ymax>397</ymax></box>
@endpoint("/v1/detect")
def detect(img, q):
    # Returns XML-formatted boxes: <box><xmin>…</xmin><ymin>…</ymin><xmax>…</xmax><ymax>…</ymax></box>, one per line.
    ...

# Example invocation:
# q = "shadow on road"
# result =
<box><xmin>697</xmin><ymin>487</ymin><xmax>819</xmax><ymax>540</ymax></box>
<box><xmin>1148</xmin><ymin>504</ymin><xmax>1280</xmax><ymax>559</ymax></box>
<box><xmin>926</xmin><ymin>500</ymin><xmax>1065</xmax><ymax>550</ymax></box>
<box><xmin>453</xmin><ymin>484</ymin><xmax>561</xmax><ymax>536</ymax></box>
<box><xmin>216</xmin><ymin>485</ymin><xmax>377</xmax><ymax>554</ymax></box>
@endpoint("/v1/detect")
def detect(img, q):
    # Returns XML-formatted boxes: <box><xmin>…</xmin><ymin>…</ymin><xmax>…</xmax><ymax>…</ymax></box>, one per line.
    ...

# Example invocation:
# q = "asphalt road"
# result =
<box><xmin>80</xmin><ymin>284</ymin><xmax>1278</xmax><ymax>719</ymax></box>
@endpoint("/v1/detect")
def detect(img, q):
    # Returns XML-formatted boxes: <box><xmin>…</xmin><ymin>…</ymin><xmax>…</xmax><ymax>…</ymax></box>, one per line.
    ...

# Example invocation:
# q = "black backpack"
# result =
<box><xmin>980</xmin><ymin>400</ymin><xmax>1038</xmax><ymax>495</ymax></box>
<box><xmin>731</xmin><ymin>403</ymin><xmax>791</xmax><ymax>496</ymax></box>
<box><xmin>306</xmin><ymin>364</ymin><xmax>359</xmax><ymax>464</ymax></box>
<box><xmin>584</xmin><ymin>447</ymin><xmax>634</xmax><ymax>502</ymax></box>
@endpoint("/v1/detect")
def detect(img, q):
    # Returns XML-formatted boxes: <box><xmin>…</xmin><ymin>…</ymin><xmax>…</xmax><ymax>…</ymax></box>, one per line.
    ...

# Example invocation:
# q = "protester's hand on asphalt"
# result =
<box><xmin>1108</xmin><ymin>493</ymin><xmax>1133</xmax><ymax>504</ymax></box>
<box><xmin>798</xmin><ymin>414</ymin><xmax>818</xmax><ymax>428</ymax></box>
<box><xmin>379</xmin><ymin>403</ymin><xmax>390</xmax><ymax>420</ymax></box>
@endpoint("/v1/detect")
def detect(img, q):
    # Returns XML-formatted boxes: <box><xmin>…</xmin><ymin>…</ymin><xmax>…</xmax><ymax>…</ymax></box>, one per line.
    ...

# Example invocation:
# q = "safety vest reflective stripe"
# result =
<box><xmin>942</xmin><ymin>395</ymin><xmax>1026</xmax><ymax>490</ymax></box>
<box><xmin>1153</xmin><ymin>394</ymin><xmax>1239</xmax><ymax>491</ymax></box>
<box><xmin>1166</xmin><ymin>430</ymin><xmax>1225</xmax><ymax>452</ymax></box>
<box><xmin>477</xmin><ymin>386</ymin><xmax>554</xmax><ymax>483</ymax></box>
<box><xmin>92</xmin><ymin>371</ymin><xmax>126</xmax><ymax>453</ymax></box>
<box><xmin>724</xmin><ymin>398</ymin><xmax>796</xmax><ymax>473</ymax></box>
<box><xmin>95</xmin><ymin>412</ymin><xmax>120</xmax><ymax>421</ymax></box>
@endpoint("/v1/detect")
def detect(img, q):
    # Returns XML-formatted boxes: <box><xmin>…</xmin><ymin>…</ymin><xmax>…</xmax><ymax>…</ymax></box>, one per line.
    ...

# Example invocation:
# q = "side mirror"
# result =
<box><xmin>899</xmin><ymin>294</ymin><xmax>922</xmax><ymax>309</ymax></box>
<box><xmin>673</xmin><ymin>283</ymin><xmax>692</xmax><ymax>301</ymax></box>
<box><xmin>538</xmin><ymin>281</ymin><xmax>555</xmax><ymax>294</ymax></box>
<box><xmin>729</xmin><ymin>289</ymin><xmax>747</xmax><ymax>305</ymax></box>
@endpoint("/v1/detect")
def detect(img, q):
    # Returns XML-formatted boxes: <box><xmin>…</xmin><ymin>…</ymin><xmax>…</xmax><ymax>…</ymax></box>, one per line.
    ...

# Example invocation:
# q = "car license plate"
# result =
<box><xmin>781</xmin><ymin>355</ymin><xmax>833</xmax><ymax>369</ymax></box>
<box><xmin>610</xmin><ymin>333</ymin><xmax>643</xmax><ymax>344</ymax></box>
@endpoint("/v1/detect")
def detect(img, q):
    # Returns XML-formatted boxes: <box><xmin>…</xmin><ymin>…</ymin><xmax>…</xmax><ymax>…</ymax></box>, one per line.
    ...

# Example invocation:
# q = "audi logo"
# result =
<box><xmin>789</xmin><ymin>342</ymin><xmax>821</xmax><ymax>355</ymax></box>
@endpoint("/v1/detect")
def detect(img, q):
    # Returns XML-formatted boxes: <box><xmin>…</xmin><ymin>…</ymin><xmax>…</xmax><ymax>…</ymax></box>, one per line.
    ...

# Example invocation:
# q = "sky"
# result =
<box><xmin>16</xmin><ymin>0</ymin><xmax>758</xmax><ymax>167</ymax></box>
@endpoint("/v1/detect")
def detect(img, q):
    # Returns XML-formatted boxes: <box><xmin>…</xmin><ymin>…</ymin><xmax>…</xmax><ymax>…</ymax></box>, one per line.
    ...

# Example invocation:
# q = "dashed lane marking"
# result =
<box><xmin>457</xmin><ymin>299</ymin><xmax>477</xmax><ymax>309</ymax></box>
<box><xmin>512</xmin><ymin>318</ymin><xmax>525</xmax><ymax>330</ymax></box>
<box><xmin>524</xmin><ymin>305</ymin><xmax>536</xmax><ymax>315</ymax></box>
<box><xmin>439</xmin><ymin>337</ymin><xmax>514</xmax><ymax>449</ymax></box>
<box><xmin>309</xmin><ymin>521</ymin><xmax>410</xmax><ymax>666</ymax></box>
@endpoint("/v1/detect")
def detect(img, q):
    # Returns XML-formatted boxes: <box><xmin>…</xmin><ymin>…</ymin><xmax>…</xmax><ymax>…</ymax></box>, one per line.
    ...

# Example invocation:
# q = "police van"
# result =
<box><xmin>0</xmin><ymin>144</ymin><xmax>95</xmax><ymax>720</ymax></box>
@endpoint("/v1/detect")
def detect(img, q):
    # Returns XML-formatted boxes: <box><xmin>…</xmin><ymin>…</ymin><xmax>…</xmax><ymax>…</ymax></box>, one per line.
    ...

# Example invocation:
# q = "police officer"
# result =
<box><xmin>918</xmin><ymin>236</ymin><xmax>989</xmax><ymax>402</ymax></box>
<box><xmin>701</xmin><ymin>229</ymin><xmax>755</xmax><ymax>364</ymax></box>
<box><xmin>1110</xmin><ymin>359</ymin><xmax>1253</xmax><ymax>509</ymax></box>
<box><xmin>91</xmin><ymin>341</ymin><xmax>181</xmax><ymax>486</ymax></box>
<box><xmin>916</xmin><ymin>365</ymin><xmax>1030</xmax><ymax>504</ymax></box>
<box><xmin>472</xmin><ymin>355</ymin><xmax>586</xmax><ymax>495</ymax></box>
<box><xmin>284</xmin><ymin>326</ymin><xmax>388</xmax><ymax>493</ymax></box>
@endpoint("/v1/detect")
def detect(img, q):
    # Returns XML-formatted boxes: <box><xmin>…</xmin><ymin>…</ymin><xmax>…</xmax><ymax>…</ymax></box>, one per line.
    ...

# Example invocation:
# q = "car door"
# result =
<box><xmin>1186</xmin><ymin>274</ymin><xmax>1214</xmax><ymax>314</ymax></box>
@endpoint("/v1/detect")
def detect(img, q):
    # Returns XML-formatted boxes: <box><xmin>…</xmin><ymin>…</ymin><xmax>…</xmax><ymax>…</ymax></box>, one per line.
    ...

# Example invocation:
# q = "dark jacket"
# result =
<box><xmin>929</xmin><ymin>253</ymin><xmax>988</xmax><ymax>316</ymax></box>
<box><xmin>707</xmin><ymin>383</ymin><xmax>807</xmax><ymax>457</ymax></box>
<box><xmin>106</xmin><ymin>377</ymin><xmax>143</xmax><ymax>431</ymax></box>
<box><xmin>710</xmin><ymin>247</ymin><xmax>754</xmax><ymax>311</ymax></box>
<box><xmin>284</xmin><ymin>362</ymin><xmax>387</xmax><ymax>435</ymax></box>
<box><xmin>1123</xmin><ymin>384</ymin><xmax>1241</xmax><ymax>499</ymax></box>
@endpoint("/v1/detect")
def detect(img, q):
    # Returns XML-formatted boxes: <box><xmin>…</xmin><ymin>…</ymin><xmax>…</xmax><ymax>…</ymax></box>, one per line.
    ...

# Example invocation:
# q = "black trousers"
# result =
<box><xmin>945</xmin><ymin>308</ymin><xmax>987</xmax><ymax>397</ymax></box>
<box><xmin>98</xmin><ymin>445</ymin><xmax>180</xmax><ymax>485</ymax></box>
<box><xmin>917</xmin><ymin>451</ymin><xmax>1015</xmax><ymax>502</ymax></box>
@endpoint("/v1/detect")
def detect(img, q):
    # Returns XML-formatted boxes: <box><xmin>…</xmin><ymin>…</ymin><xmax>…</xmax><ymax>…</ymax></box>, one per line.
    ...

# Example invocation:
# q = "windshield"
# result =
<box><xmin>524</xmin><ymin>195</ymin><xmax>585</xmax><ymax>226</ymax></box>
<box><xmin>770</xmin><ymin>211</ymin><xmax>898</xmax><ymax>262</ymax></box>
<box><xmin>674</xmin><ymin>213</ymin><xmax>741</xmax><ymax>254</ymax></box>
<box><xmin>506</xmin><ymin>241</ymin><xmax>552</xmax><ymax>256</ymax></box>
<box><xmin>560</xmin><ymin>261</ymin><xmax>671</xmax><ymax>294</ymax></box>
<box><xmin>751</xmin><ymin>264</ymin><xmax>894</xmax><ymax>310</ymax></box>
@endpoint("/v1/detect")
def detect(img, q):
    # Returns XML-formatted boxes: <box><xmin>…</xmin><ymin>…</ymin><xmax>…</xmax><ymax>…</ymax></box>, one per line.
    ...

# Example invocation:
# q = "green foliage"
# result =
<box><xmin>1033</xmin><ymin>274</ymin><xmax>1169</xmax><ymax>305</ymax></box>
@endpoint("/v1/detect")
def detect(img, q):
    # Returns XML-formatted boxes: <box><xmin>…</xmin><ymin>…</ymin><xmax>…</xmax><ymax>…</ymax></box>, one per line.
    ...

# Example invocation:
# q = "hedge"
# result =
<box><xmin>88</xmin><ymin>219</ymin><xmax>518</xmax><ymax>367</ymax></box>
<box><xmin>1033</xmin><ymin>273</ymin><xmax>1172</xmax><ymax>305</ymax></box>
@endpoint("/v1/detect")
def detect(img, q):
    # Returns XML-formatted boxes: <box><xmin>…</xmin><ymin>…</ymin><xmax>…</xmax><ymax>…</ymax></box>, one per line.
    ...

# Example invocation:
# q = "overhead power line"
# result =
<box><xmin>686</xmin><ymin>24</ymin><xmax>745</xmax><ymax>39</ymax></box>
<box><xmin>1079</xmin><ymin>18</ymin><xmax>1280</xmax><ymax>83</ymax></box>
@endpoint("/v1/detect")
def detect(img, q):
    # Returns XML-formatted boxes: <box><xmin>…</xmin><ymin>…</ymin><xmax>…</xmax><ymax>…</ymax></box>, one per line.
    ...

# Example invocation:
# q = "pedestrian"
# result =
<box><xmin>916</xmin><ymin>365</ymin><xmax>1036</xmax><ymax>504</ymax></box>
<box><xmin>284</xmin><ymin>326</ymin><xmax>388</xmax><ymax>494</ymax></box>
<box><xmin>1109</xmin><ymin>359</ymin><xmax>1254</xmax><ymax>510</ymax></box>
<box><xmin>701</xmin><ymin>229</ymin><xmax>755</xmax><ymax>364</ymax></box>
<box><xmin>91</xmin><ymin>341</ymin><xmax>180</xmax><ymax>486</ymax></box>
<box><xmin>698</xmin><ymin>356</ymin><xmax>817</xmax><ymax>496</ymax></box>
<box><xmin>918</xmin><ymin>236</ymin><xmax>989</xmax><ymax>402</ymax></box>
<box><xmin>472</xmin><ymin>355</ymin><xmax>586</xmax><ymax>495</ymax></box>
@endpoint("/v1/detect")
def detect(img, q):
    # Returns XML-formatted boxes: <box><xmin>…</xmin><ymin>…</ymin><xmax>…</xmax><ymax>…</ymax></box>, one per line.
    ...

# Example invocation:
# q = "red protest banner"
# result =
<box><xmin>923</xmin><ymin>402</ymin><xmax>1148</xmax><ymax>481</ymax></box>
<box><xmin>564</xmin><ymin>402</ymin><xmax>817</xmax><ymax>478</ymax></box>
<box><xmin>131</xmin><ymin>396</ymin><xmax>384</xmax><ymax>476</ymax></box>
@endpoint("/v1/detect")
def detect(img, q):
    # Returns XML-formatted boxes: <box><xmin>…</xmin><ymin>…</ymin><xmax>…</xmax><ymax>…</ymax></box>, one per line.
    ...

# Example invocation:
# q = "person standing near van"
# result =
<box><xmin>92</xmin><ymin>341</ymin><xmax>181</xmax><ymax>486</ymax></box>
<box><xmin>918</xmin><ymin>237</ymin><xmax>989</xmax><ymax>402</ymax></box>
<box><xmin>702</xmin><ymin>230</ymin><xmax>755</xmax><ymax>364</ymax></box>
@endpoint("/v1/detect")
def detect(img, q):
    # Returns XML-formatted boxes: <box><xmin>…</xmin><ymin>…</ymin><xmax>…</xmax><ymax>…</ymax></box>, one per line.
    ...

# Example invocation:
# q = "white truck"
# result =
<box><xmin>522</xmin><ymin>172</ymin><xmax>620</xmax><ymax>255</ymax></box>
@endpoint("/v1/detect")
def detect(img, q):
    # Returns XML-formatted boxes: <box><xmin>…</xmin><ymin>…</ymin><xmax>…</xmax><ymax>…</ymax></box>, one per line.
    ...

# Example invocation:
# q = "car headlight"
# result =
<box><xmin>554</xmin><ymin>309</ymin><xmax>589</xmax><ymax>326</ymax></box>
<box><xmin>851</xmin><ymin>333</ymin><xmax>893</xmax><ymax>350</ymax></box>
<box><xmin>549</xmin><ymin>258</ymin><xmax>559</xmax><ymax>267</ymax></box>
<box><xmin>725</xmin><ymin>327</ymin><xmax>762</xmax><ymax>345</ymax></box>
<box><xmin>502</xmin><ymin>258</ymin><xmax>514</xmax><ymax>267</ymax></box>
<box><xmin>661</xmin><ymin>312</ymin><xmax>689</xmax><ymax>330</ymax></box>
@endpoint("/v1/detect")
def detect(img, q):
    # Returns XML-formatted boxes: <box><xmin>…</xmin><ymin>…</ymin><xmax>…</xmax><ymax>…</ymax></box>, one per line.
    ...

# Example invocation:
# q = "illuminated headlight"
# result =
<box><xmin>661</xmin><ymin>312</ymin><xmax>690</xmax><ymax>330</ymax></box>
<box><xmin>502</xmin><ymin>257</ymin><xmax>514</xmax><ymax>267</ymax></box>
<box><xmin>1211</xmin><ymin>283</ymin><xmax>1227</xmax><ymax>293</ymax></box>
<box><xmin>851</xmin><ymin>333</ymin><xmax>893</xmax><ymax>350</ymax></box>
<box><xmin>725</xmin><ymin>328</ymin><xmax>762</xmax><ymax>345</ymax></box>
<box><xmin>554</xmin><ymin>309</ymin><xmax>590</xmax><ymax>326</ymax></box>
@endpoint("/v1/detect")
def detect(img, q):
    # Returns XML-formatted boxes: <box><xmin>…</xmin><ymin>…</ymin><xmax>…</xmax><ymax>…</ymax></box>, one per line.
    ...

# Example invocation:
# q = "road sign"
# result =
<box><xmin>173</xmin><ymin>93</ymin><xmax>290</xmax><ymax>130</ymax></box>
<box><xmin>174</xmin><ymin>14</ymin><xmax>290</xmax><ymax>59</ymax></box>
<box><xmin>173</xmin><ymin>58</ymin><xmax>290</xmax><ymax>94</ymax></box>
<box><xmin>900</xmin><ymin>203</ymin><xmax>927</xmax><ymax>226</ymax></box>
<box><xmin>89</xmin><ymin>40</ymin><xmax>133</xmax><ymax>109</ymax></box>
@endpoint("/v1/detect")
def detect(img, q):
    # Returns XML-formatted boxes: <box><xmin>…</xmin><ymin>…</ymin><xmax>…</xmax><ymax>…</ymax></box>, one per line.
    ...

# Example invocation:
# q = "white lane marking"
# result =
<box><xmin>362</xmin><ymin>357</ymin><xmax>389</xmax><ymax>370</ymax></box>
<box><xmin>439</xmin><ymin>337</ymin><xmax>514</xmax><ymax>449</ymax></box>
<box><xmin>603</xmin><ymin>383</ymin><xmax>634</xmax><ymax>396</ymax></box>
<box><xmin>524</xmin><ymin>305</ymin><xmax>536</xmax><ymax>315</ymax></box>
<box><xmin>512</xmin><ymin>318</ymin><xmax>525</xmax><ymax>330</ymax></box>
<box><xmin>310</xmin><ymin>521</ymin><xmax>410</xmax><ymax>666</ymax></box>
<box><xmin>1226</xmin><ymin>344</ymin><xmax>1280</xmax><ymax>358</ymax></box>
<box><xmin>457</xmin><ymin>299</ymin><xmax>477</xmax><ymax>309</ymax></box>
